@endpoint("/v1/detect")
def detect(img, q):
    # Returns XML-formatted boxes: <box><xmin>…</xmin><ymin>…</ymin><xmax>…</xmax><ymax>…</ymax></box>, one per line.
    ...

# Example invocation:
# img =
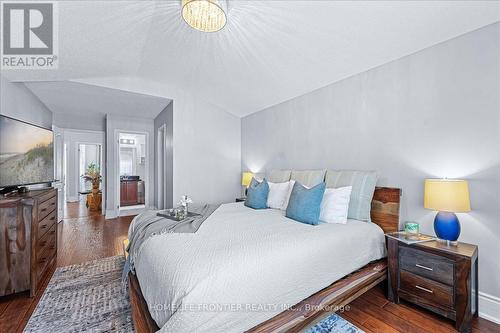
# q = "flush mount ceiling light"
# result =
<box><xmin>181</xmin><ymin>0</ymin><xmax>227</xmax><ymax>32</ymax></box>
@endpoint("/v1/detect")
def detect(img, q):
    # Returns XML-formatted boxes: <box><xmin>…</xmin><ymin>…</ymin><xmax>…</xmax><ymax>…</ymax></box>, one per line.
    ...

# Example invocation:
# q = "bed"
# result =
<box><xmin>128</xmin><ymin>187</ymin><xmax>401</xmax><ymax>333</ymax></box>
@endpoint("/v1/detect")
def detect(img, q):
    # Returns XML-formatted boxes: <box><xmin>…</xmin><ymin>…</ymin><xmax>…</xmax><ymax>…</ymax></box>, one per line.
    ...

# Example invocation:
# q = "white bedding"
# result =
<box><xmin>132</xmin><ymin>202</ymin><xmax>386</xmax><ymax>332</ymax></box>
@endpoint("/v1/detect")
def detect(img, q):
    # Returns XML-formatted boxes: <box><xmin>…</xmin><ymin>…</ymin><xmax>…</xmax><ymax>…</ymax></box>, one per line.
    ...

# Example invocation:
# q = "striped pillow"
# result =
<box><xmin>324</xmin><ymin>170</ymin><xmax>377</xmax><ymax>222</ymax></box>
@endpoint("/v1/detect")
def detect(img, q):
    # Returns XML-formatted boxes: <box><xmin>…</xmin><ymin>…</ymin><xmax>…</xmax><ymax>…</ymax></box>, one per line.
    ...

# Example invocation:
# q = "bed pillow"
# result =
<box><xmin>266</xmin><ymin>169</ymin><xmax>291</xmax><ymax>183</ymax></box>
<box><xmin>319</xmin><ymin>186</ymin><xmax>353</xmax><ymax>224</ymax></box>
<box><xmin>325</xmin><ymin>170</ymin><xmax>377</xmax><ymax>221</ymax></box>
<box><xmin>267</xmin><ymin>181</ymin><xmax>292</xmax><ymax>209</ymax></box>
<box><xmin>244</xmin><ymin>178</ymin><xmax>269</xmax><ymax>209</ymax></box>
<box><xmin>290</xmin><ymin>169</ymin><xmax>326</xmax><ymax>188</ymax></box>
<box><xmin>281</xmin><ymin>180</ymin><xmax>296</xmax><ymax>210</ymax></box>
<box><xmin>286</xmin><ymin>181</ymin><xmax>326</xmax><ymax>225</ymax></box>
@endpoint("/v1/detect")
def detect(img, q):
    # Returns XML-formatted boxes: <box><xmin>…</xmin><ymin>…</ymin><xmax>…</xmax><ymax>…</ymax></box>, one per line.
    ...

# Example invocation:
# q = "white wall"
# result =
<box><xmin>76</xmin><ymin>77</ymin><xmax>242</xmax><ymax>208</ymax></box>
<box><xmin>105</xmin><ymin>115</ymin><xmax>154</xmax><ymax>217</ymax></box>
<box><xmin>241</xmin><ymin>23</ymin><xmax>500</xmax><ymax>322</ymax></box>
<box><xmin>172</xmin><ymin>93</ymin><xmax>241</xmax><ymax>205</ymax></box>
<box><xmin>0</xmin><ymin>75</ymin><xmax>52</xmax><ymax>128</ymax></box>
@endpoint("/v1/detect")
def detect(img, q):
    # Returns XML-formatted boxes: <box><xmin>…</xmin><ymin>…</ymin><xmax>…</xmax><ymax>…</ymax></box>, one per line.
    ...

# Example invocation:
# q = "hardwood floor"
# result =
<box><xmin>1</xmin><ymin>200</ymin><xmax>498</xmax><ymax>333</ymax></box>
<box><xmin>340</xmin><ymin>285</ymin><xmax>499</xmax><ymax>333</ymax></box>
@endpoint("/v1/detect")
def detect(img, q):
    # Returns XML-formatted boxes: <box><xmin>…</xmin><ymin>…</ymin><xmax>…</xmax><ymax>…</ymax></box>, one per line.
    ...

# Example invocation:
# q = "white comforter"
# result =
<box><xmin>132</xmin><ymin>202</ymin><xmax>386</xmax><ymax>332</ymax></box>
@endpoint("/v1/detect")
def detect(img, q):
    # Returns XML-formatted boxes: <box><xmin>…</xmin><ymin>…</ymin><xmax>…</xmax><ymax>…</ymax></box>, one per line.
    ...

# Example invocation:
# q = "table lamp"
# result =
<box><xmin>424</xmin><ymin>179</ymin><xmax>471</xmax><ymax>245</ymax></box>
<box><xmin>241</xmin><ymin>172</ymin><xmax>254</xmax><ymax>197</ymax></box>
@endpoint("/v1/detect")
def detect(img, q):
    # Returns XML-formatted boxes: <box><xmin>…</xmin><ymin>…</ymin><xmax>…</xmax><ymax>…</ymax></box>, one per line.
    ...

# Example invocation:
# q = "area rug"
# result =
<box><xmin>23</xmin><ymin>255</ymin><xmax>133</xmax><ymax>332</ymax></box>
<box><xmin>306</xmin><ymin>314</ymin><xmax>364</xmax><ymax>333</ymax></box>
<box><xmin>24</xmin><ymin>255</ymin><xmax>363</xmax><ymax>333</ymax></box>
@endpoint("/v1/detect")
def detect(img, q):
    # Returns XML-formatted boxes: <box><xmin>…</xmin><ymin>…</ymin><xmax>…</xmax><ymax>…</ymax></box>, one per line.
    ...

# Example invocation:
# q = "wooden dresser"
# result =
<box><xmin>0</xmin><ymin>188</ymin><xmax>58</xmax><ymax>297</ymax></box>
<box><xmin>387</xmin><ymin>237</ymin><xmax>478</xmax><ymax>333</ymax></box>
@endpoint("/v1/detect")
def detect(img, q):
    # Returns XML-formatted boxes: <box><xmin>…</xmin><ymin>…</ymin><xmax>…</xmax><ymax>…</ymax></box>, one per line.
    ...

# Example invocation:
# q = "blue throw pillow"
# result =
<box><xmin>286</xmin><ymin>182</ymin><xmax>326</xmax><ymax>225</ymax></box>
<box><xmin>244</xmin><ymin>178</ymin><xmax>269</xmax><ymax>209</ymax></box>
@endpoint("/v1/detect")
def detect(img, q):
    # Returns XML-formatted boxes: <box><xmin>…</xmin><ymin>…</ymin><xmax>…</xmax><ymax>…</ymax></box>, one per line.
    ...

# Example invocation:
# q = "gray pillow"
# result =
<box><xmin>291</xmin><ymin>169</ymin><xmax>326</xmax><ymax>188</ymax></box>
<box><xmin>266</xmin><ymin>169</ymin><xmax>291</xmax><ymax>183</ymax></box>
<box><xmin>325</xmin><ymin>170</ymin><xmax>377</xmax><ymax>222</ymax></box>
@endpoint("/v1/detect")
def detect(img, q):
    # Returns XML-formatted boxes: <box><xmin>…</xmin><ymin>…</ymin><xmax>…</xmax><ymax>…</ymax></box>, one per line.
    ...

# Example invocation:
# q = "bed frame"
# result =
<box><xmin>128</xmin><ymin>187</ymin><xmax>401</xmax><ymax>333</ymax></box>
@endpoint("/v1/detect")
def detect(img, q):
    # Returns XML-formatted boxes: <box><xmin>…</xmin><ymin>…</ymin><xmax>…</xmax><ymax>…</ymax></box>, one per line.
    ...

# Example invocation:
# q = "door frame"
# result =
<box><xmin>156</xmin><ymin>124</ymin><xmax>167</xmax><ymax>210</ymax></box>
<box><xmin>115</xmin><ymin>129</ymin><xmax>150</xmax><ymax>216</ymax></box>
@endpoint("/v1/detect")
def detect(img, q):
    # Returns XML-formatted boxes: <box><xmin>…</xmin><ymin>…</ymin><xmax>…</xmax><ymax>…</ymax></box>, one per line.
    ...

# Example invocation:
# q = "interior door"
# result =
<box><xmin>52</xmin><ymin>125</ymin><xmax>64</xmax><ymax>222</ymax></box>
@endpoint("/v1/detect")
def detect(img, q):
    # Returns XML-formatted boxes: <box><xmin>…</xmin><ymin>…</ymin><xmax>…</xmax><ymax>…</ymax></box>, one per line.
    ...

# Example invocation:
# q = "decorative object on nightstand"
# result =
<box><xmin>241</xmin><ymin>172</ymin><xmax>254</xmax><ymax>197</ymax></box>
<box><xmin>179</xmin><ymin>195</ymin><xmax>193</xmax><ymax>216</ymax></box>
<box><xmin>386</xmin><ymin>236</ymin><xmax>478</xmax><ymax>333</ymax></box>
<box><xmin>404</xmin><ymin>221</ymin><xmax>420</xmax><ymax>234</ymax></box>
<box><xmin>424</xmin><ymin>179</ymin><xmax>471</xmax><ymax>245</ymax></box>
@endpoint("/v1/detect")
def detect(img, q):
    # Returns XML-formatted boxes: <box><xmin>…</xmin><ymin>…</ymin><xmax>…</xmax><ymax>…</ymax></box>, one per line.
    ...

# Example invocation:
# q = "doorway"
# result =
<box><xmin>117</xmin><ymin>132</ymin><xmax>148</xmax><ymax>215</ymax></box>
<box><xmin>79</xmin><ymin>143</ymin><xmax>101</xmax><ymax>193</ymax></box>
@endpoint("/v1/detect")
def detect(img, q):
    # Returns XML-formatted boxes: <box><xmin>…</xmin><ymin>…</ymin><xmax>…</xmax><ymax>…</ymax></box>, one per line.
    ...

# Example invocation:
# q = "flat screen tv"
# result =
<box><xmin>0</xmin><ymin>115</ymin><xmax>54</xmax><ymax>189</ymax></box>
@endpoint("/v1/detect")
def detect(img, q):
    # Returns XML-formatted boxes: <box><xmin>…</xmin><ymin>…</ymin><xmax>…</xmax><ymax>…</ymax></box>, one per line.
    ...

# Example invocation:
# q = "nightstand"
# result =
<box><xmin>386</xmin><ymin>237</ymin><xmax>478</xmax><ymax>333</ymax></box>
<box><xmin>235</xmin><ymin>197</ymin><xmax>246</xmax><ymax>202</ymax></box>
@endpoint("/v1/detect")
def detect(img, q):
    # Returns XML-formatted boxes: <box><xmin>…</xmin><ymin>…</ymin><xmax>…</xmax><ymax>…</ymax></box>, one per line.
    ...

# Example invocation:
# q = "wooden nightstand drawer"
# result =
<box><xmin>399</xmin><ymin>270</ymin><xmax>453</xmax><ymax>309</ymax></box>
<box><xmin>399</xmin><ymin>246</ymin><xmax>454</xmax><ymax>285</ymax></box>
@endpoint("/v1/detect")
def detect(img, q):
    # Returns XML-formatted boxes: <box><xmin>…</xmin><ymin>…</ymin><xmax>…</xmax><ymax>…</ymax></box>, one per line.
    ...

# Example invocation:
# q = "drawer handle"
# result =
<box><xmin>39</xmin><ymin>258</ymin><xmax>47</xmax><ymax>263</ymax></box>
<box><xmin>40</xmin><ymin>208</ymin><xmax>47</xmax><ymax>212</ymax></box>
<box><xmin>50</xmin><ymin>216</ymin><xmax>55</xmax><ymax>221</ymax></box>
<box><xmin>39</xmin><ymin>241</ymin><xmax>47</xmax><ymax>247</ymax></box>
<box><xmin>416</xmin><ymin>263</ymin><xmax>433</xmax><ymax>271</ymax></box>
<box><xmin>40</xmin><ymin>225</ymin><xmax>47</xmax><ymax>229</ymax></box>
<box><xmin>415</xmin><ymin>285</ymin><xmax>433</xmax><ymax>294</ymax></box>
<box><xmin>51</xmin><ymin>202</ymin><xmax>55</xmax><ymax>206</ymax></box>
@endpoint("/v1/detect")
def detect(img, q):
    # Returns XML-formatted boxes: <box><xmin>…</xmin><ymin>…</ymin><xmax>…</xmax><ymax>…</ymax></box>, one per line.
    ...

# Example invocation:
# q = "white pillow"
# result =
<box><xmin>267</xmin><ymin>181</ymin><xmax>292</xmax><ymax>209</ymax></box>
<box><xmin>319</xmin><ymin>186</ymin><xmax>353</xmax><ymax>224</ymax></box>
<box><xmin>281</xmin><ymin>180</ymin><xmax>296</xmax><ymax>210</ymax></box>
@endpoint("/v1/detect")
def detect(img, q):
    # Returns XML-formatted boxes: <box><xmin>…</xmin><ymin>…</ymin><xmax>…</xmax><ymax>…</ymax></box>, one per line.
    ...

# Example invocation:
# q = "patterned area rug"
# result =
<box><xmin>306</xmin><ymin>314</ymin><xmax>364</xmax><ymax>333</ymax></box>
<box><xmin>24</xmin><ymin>255</ymin><xmax>362</xmax><ymax>333</ymax></box>
<box><xmin>24</xmin><ymin>256</ymin><xmax>133</xmax><ymax>332</ymax></box>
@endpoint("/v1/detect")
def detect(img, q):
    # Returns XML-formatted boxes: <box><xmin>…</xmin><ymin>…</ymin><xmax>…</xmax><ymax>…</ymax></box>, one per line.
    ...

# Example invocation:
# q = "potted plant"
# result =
<box><xmin>82</xmin><ymin>162</ymin><xmax>102</xmax><ymax>193</ymax></box>
<box><xmin>81</xmin><ymin>163</ymin><xmax>102</xmax><ymax>211</ymax></box>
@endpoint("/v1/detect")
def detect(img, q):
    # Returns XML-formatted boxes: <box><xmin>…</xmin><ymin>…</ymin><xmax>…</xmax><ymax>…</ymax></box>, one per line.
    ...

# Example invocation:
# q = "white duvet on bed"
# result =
<box><xmin>132</xmin><ymin>202</ymin><xmax>386</xmax><ymax>332</ymax></box>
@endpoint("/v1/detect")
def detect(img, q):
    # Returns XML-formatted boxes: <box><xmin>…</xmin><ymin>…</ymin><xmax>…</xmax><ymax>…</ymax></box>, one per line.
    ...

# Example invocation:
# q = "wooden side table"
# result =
<box><xmin>387</xmin><ymin>237</ymin><xmax>478</xmax><ymax>333</ymax></box>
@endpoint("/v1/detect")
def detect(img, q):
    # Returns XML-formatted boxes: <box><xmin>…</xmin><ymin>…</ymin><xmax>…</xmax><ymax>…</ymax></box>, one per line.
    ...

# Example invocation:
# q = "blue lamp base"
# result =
<box><xmin>434</xmin><ymin>211</ymin><xmax>461</xmax><ymax>245</ymax></box>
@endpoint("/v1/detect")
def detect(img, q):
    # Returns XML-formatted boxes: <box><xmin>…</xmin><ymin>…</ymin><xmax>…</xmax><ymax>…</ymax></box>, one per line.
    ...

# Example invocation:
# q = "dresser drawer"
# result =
<box><xmin>38</xmin><ymin>195</ymin><xmax>57</xmax><ymax>220</ymax></box>
<box><xmin>399</xmin><ymin>270</ymin><xmax>453</xmax><ymax>309</ymax></box>
<box><xmin>37</xmin><ymin>210</ymin><xmax>56</xmax><ymax>239</ymax></box>
<box><xmin>399</xmin><ymin>246</ymin><xmax>454</xmax><ymax>285</ymax></box>
<box><xmin>36</xmin><ymin>238</ymin><xmax>56</xmax><ymax>280</ymax></box>
<box><xmin>36</xmin><ymin>224</ymin><xmax>56</xmax><ymax>259</ymax></box>
<box><xmin>37</xmin><ymin>190</ymin><xmax>56</xmax><ymax>204</ymax></box>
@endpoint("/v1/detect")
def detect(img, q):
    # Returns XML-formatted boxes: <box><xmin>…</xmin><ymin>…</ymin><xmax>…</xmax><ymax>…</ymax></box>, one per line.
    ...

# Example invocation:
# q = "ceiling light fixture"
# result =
<box><xmin>181</xmin><ymin>0</ymin><xmax>227</xmax><ymax>32</ymax></box>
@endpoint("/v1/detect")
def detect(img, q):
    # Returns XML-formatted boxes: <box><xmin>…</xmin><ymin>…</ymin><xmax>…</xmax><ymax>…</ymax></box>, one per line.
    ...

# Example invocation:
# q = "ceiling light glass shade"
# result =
<box><xmin>181</xmin><ymin>0</ymin><xmax>227</xmax><ymax>32</ymax></box>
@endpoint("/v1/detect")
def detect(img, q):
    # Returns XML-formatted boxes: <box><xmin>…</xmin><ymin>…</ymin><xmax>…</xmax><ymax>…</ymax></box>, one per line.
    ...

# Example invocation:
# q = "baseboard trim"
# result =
<box><xmin>119</xmin><ymin>207</ymin><xmax>145</xmax><ymax>217</ymax></box>
<box><xmin>105</xmin><ymin>210</ymin><xmax>117</xmax><ymax>219</ymax></box>
<box><xmin>479</xmin><ymin>291</ymin><xmax>500</xmax><ymax>324</ymax></box>
<box><xmin>66</xmin><ymin>196</ymin><xmax>78</xmax><ymax>202</ymax></box>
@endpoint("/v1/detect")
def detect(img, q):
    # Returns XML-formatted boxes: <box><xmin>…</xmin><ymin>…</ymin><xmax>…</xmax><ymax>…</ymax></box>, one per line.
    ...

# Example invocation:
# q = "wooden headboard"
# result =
<box><xmin>370</xmin><ymin>187</ymin><xmax>401</xmax><ymax>233</ymax></box>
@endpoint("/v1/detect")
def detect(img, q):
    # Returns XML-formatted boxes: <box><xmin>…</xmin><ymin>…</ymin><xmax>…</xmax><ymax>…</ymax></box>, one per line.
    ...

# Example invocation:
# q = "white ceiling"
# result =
<box><xmin>3</xmin><ymin>1</ymin><xmax>499</xmax><ymax>117</ymax></box>
<box><xmin>25</xmin><ymin>81</ymin><xmax>171</xmax><ymax>119</ymax></box>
